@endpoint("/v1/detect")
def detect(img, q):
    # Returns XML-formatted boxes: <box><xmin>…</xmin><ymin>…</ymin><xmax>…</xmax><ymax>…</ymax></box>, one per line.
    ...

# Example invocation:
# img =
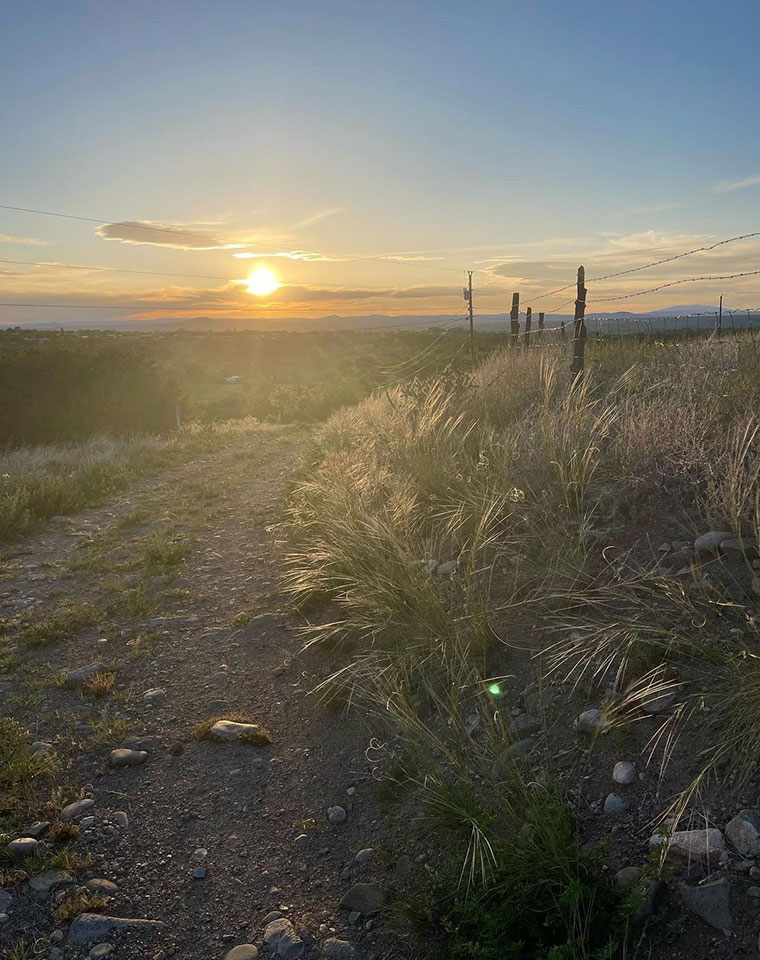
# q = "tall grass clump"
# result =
<box><xmin>286</xmin><ymin>333</ymin><xmax>760</xmax><ymax>957</ymax></box>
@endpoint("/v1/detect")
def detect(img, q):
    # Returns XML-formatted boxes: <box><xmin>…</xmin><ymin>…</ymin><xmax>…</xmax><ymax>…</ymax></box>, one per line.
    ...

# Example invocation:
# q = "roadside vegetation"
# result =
<box><xmin>285</xmin><ymin>333</ymin><xmax>760</xmax><ymax>957</ymax></box>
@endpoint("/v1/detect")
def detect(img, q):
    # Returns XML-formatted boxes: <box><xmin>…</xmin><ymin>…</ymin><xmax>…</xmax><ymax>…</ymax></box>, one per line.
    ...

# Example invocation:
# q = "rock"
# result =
<box><xmin>725</xmin><ymin>810</ymin><xmax>760</xmax><ymax>857</ymax></box>
<box><xmin>108</xmin><ymin>748</ymin><xmax>148</xmax><ymax>767</ymax></box>
<box><xmin>749</xmin><ymin>886</ymin><xmax>760</xmax><ymax>898</ymax></box>
<box><xmin>603</xmin><ymin>793</ymin><xmax>627</xmax><ymax>816</ymax></box>
<box><xmin>30</xmin><ymin>741</ymin><xmax>55</xmax><ymax>758</ymax></box>
<box><xmin>143</xmin><ymin>688</ymin><xmax>166</xmax><ymax>706</ymax></box>
<box><xmin>86</xmin><ymin>879</ymin><xmax>118</xmax><ymax>895</ymax></box>
<box><xmin>510</xmin><ymin>714</ymin><xmax>541</xmax><ymax>737</ymax></box>
<box><xmin>50</xmin><ymin>931</ymin><xmax>64</xmax><ymax>943</ymax></box>
<box><xmin>6</xmin><ymin>837</ymin><xmax>39</xmax><ymax>858</ymax></box>
<box><xmin>67</xmin><ymin>663</ymin><xmax>108</xmax><ymax>687</ymax></box>
<box><xmin>89</xmin><ymin>946</ymin><xmax>114</xmax><ymax>959</ymax></box>
<box><xmin>169</xmin><ymin>741</ymin><xmax>185</xmax><ymax>756</ymax></box>
<box><xmin>0</xmin><ymin>886</ymin><xmax>12</xmax><ymax>912</ymax></box>
<box><xmin>193</xmin><ymin>867</ymin><xmax>207</xmax><ymax>880</ymax></box>
<box><xmin>391</xmin><ymin>855</ymin><xmax>412</xmax><ymax>879</ymax></box>
<box><xmin>67</xmin><ymin>914</ymin><xmax>165</xmax><ymax>944</ymax></box>
<box><xmin>615</xmin><ymin>866</ymin><xmax>642</xmax><ymax>888</ymax></box>
<box><xmin>225</xmin><ymin>947</ymin><xmax>259</xmax><ymax>960</ymax></box>
<box><xmin>612</xmin><ymin>761</ymin><xmax>636</xmax><ymax>785</ymax></box>
<box><xmin>679</xmin><ymin>878</ymin><xmax>732</xmax><ymax>931</ymax></box>
<box><xmin>650</xmin><ymin>828</ymin><xmax>726</xmax><ymax>867</ymax></box>
<box><xmin>339</xmin><ymin>883</ymin><xmax>385</xmax><ymax>916</ymax></box>
<box><xmin>641</xmin><ymin>691</ymin><xmax>676</xmax><ymax>714</ymax></box>
<box><xmin>694</xmin><ymin>531</ymin><xmax>734</xmax><ymax>555</ymax></box>
<box><xmin>209</xmin><ymin>720</ymin><xmax>272</xmax><ymax>745</ymax></box>
<box><xmin>112</xmin><ymin>811</ymin><xmax>129</xmax><ymax>828</ymax></box>
<box><xmin>328</xmin><ymin>806</ymin><xmax>347</xmax><ymax>825</ymax></box>
<box><xmin>261</xmin><ymin>911</ymin><xmax>283</xmax><ymax>926</ymax></box>
<box><xmin>323</xmin><ymin>939</ymin><xmax>354</xmax><ymax>960</ymax></box>
<box><xmin>60</xmin><ymin>798</ymin><xmax>95</xmax><ymax>821</ymax></box>
<box><xmin>263</xmin><ymin>918</ymin><xmax>304</xmax><ymax>959</ymax></box>
<box><xmin>436</xmin><ymin>560</ymin><xmax>458</xmax><ymax>576</ymax></box>
<box><xmin>0</xmin><ymin>914</ymin><xmax>7</xmax><ymax>925</ymax></box>
<box><xmin>28</xmin><ymin>870</ymin><xmax>73</xmax><ymax>893</ymax></box>
<box><xmin>576</xmin><ymin>709</ymin><xmax>609</xmax><ymax>735</ymax></box>
<box><xmin>80</xmin><ymin>816</ymin><xmax>95</xmax><ymax>828</ymax></box>
<box><xmin>720</xmin><ymin>537</ymin><xmax>758</xmax><ymax>558</ymax></box>
<box><xmin>508</xmin><ymin>737</ymin><xmax>536</xmax><ymax>758</ymax></box>
<box><xmin>355</xmin><ymin>848</ymin><xmax>375</xmax><ymax>864</ymax></box>
<box><xmin>27</xmin><ymin>820</ymin><xmax>50</xmax><ymax>838</ymax></box>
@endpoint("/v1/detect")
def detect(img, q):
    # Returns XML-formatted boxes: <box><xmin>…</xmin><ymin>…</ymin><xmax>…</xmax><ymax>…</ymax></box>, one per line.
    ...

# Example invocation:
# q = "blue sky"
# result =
<box><xmin>1</xmin><ymin>0</ymin><xmax>759</xmax><ymax>321</ymax></box>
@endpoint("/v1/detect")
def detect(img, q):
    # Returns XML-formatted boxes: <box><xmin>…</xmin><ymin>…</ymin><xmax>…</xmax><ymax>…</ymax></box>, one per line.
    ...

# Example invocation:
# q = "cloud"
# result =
<box><xmin>95</xmin><ymin>220</ymin><xmax>244</xmax><ymax>250</ymax></box>
<box><xmin>233</xmin><ymin>250</ymin><xmax>348</xmax><ymax>262</ymax></box>
<box><xmin>291</xmin><ymin>207</ymin><xmax>345</xmax><ymax>229</ymax></box>
<box><xmin>0</xmin><ymin>234</ymin><xmax>48</xmax><ymax>246</ymax></box>
<box><xmin>715</xmin><ymin>174</ymin><xmax>760</xmax><ymax>193</ymax></box>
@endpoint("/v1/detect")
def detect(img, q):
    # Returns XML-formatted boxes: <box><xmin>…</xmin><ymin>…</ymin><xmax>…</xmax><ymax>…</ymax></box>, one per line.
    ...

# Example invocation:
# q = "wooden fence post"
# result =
<box><xmin>537</xmin><ymin>311</ymin><xmax>544</xmax><ymax>344</ymax></box>
<box><xmin>510</xmin><ymin>292</ymin><xmax>520</xmax><ymax>347</ymax></box>
<box><xmin>524</xmin><ymin>307</ymin><xmax>532</xmax><ymax>348</ymax></box>
<box><xmin>570</xmin><ymin>265</ymin><xmax>587</xmax><ymax>379</ymax></box>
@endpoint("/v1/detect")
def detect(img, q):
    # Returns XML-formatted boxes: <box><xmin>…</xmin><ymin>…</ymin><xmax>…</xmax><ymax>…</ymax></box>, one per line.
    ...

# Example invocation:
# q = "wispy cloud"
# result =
<box><xmin>291</xmin><ymin>207</ymin><xmax>345</xmax><ymax>229</ymax></box>
<box><xmin>714</xmin><ymin>173</ymin><xmax>760</xmax><ymax>193</ymax></box>
<box><xmin>95</xmin><ymin>220</ymin><xmax>245</xmax><ymax>250</ymax></box>
<box><xmin>0</xmin><ymin>233</ymin><xmax>48</xmax><ymax>246</ymax></box>
<box><xmin>233</xmin><ymin>250</ymin><xmax>348</xmax><ymax>262</ymax></box>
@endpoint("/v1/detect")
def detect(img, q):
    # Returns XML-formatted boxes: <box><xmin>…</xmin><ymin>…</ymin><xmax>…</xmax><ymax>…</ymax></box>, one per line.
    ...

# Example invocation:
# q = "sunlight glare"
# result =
<box><xmin>246</xmin><ymin>267</ymin><xmax>280</xmax><ymax>296</ymax></box>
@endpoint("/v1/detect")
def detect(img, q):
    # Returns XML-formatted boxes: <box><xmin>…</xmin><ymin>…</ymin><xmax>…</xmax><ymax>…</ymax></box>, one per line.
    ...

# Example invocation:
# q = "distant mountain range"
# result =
<box><xmin>0</xmin><ymin>305</ymin><xmax>750</xmax><ymax>333</ymax></box>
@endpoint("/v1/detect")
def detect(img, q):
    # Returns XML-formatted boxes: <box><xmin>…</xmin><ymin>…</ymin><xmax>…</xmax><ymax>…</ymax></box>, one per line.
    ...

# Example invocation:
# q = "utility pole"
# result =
<box><xmin>510</xmin><ymin>292</ymin><xmax>520</xmax><ymax>347</ymax></box>
<box><xmin>464</xmin><ymin>270</ymin><xmax>474</xmax><ymax>365</ymax></box>
<box><xmin>570</xmin><ymin>265</ymin><xmax>587</xmax><ymax>380</ymax></box>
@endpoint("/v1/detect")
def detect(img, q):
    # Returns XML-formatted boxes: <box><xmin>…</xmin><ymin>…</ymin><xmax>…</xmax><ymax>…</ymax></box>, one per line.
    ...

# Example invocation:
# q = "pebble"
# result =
<box><xmin>27</xmin><ymin>820</ymin><xmax>50</xmax><ymax>837</ymax></box>
<box><xmin>224</xmin><ymin>947</ymin><xmax>259</xmax><ymax>960</ymax></box>
<box><xmin>328</xmin><ymin>806</ymin><xmax>347</xmax><ymax>825</ymax></box>
<box><xmin>726</xmin><ymin>810</ymin><xmax>760</xmax><ymax>857</ymax></box>
<box><xmin>576</xmin><ymin>709</ymin><xmax>609</xmax><ymax>735</ymax></box>
<box><xmin>67</xmin><ymin>662</ymin><xmax>108</xmax><ymax>687</ymax></box>
<box><xmin>29</xmin><ymin>869</ymin><xmax>73</xmax><ymax>893</ymax></box>
<box><xmin>339</xmin><ymin>883</ymin><xmax>385</xmax><ymax>916</ymax></box>
<box><xmin>261</xmin><ymin>911</ymin><xmax>283</xmax><ymax>925</ymax></box>
<box><xmin>323</xmin><ymin>938</ymin><xmax>354</xmax><ymax>960</ymax></box>
<box><xmin>193</xmin><ymin>867</ymin><xmax>207</xmax><ymax>880</ymax></box>
<box><xmin>143</xmin><ymin>688</ymin><xmax>166</xmax><ymax>706</ymax></box>
<box><xmin>209</xmin><ymin>720</ymin><xmax>272</xmax><ymax>745</ymax></box>
<box><xmin>6</xmin><ymin>837</ymin><xmax>39</xmax><ymax>858</ymax></box>
<box><xmin>263</xmin><ymin>918</ymin><xmax>304</xmax><ymax>959</ymax></box>
<box><xmin>112</xmin><ymin>811</ymin><xmax>129</xmax><ymax>828</ymax></box>
<box><xmin>80</xmin><ymin>816</ymin><xmax>96</xmax><ymax>828</ymax></box>
<box><xmin>109</xmin><ymin>748</ymin><xmax>148</xmax><ymax>767</ymax></box>
<box><xmin>612</xmin><ymin>761</ymin><xmax>636</xmax><ymax>785</ymax></box>
<box><xmin>354</xmin><ymin>848</ymin><xmax>375</xmax><ymax>864</ymax></box>
<box><xmin>603</xmin><ymin>794</ymin><xmax>627</xmax><ymax>816</ymax></box>
<box><xmin>61</xmin><ymin>798</ymin><xmax>95</xmax><ymax>820</ymax></box>
<box><xmin>89</xmin><ymin>946</ymin><xmax>114</xmax><ymax>959</ymax></box>
<box><xmin>86</xmin><ymin>879</ymin><xmax>118</xmax><ymax>895</ymax></box>
<box><xmin>68</xmin><ymin>914</ymin><xmax>165</xmax><ymax>944</ymax></box>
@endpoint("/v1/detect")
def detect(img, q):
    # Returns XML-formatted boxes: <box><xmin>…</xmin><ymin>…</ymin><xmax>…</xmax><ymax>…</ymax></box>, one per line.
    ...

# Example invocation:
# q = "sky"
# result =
<box><xmin>1</xmin><ymin>0</ymin><xmax>760</xmax><ymax>324</ymax></box>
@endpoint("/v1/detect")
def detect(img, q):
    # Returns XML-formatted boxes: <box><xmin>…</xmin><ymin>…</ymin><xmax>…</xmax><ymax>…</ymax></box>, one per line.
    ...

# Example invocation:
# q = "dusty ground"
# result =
<box><xmin>0</xmin><ymin>429</ymin><xmax>416</xmax><ymax>960</ymax></box>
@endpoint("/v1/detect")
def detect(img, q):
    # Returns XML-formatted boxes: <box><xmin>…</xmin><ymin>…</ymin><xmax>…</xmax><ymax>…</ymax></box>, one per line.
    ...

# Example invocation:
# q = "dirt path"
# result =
<box><xmin>0</xmin><ymin>429</ymin><xmax>411</xmax><ymax>960</ymax></box>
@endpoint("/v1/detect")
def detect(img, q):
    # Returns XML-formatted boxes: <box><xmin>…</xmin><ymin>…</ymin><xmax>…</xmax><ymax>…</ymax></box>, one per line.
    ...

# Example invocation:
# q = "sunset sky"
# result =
<box><xmin>2</xmin><ymin>0</ymin><xmax>760</xmax><ymax>324</ymax></box>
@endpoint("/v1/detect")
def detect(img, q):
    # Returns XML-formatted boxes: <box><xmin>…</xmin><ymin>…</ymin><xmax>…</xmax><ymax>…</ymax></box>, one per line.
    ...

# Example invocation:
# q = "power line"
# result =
<box><xmin>526</xmin><ymin>229</ymin><xmax>760</xmax><ymax>304</ymax></box>
<box><xmin>588</xmin><ymin>269</ymin><xmax>760</xmax><ymax>304</ymax></box>
<box><xmin>0</xmin><ymin>203</ymin><xmax>493</xmax><ymax>278</ymax></box>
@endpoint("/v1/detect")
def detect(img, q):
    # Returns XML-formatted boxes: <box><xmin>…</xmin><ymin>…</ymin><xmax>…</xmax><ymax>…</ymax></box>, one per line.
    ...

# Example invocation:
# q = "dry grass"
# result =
<box><xmin>285</xmin><ymin>332</ymin><xmax>760</xmax><ymax>957</ymax></box>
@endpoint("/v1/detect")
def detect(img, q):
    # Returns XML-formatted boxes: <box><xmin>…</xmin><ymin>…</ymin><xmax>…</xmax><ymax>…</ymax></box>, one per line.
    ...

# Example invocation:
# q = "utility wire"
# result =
<box><xmin>0</xmin><ymin>203</ymin><xmax>493</xmax><ymax>278</ymax></box>
<box><xmin>588</xmin><ymin>269</ymin><xmax>760</xmax><ymax>304</ymax></box>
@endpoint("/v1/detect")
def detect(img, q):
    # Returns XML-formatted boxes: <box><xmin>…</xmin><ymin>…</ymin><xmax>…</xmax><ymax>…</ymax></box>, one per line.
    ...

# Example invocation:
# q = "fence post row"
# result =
<box><xmin>570</xmin><ymin>264</ymin><xmax>587</xmax><ymax>379</ymax></box>
<box><xmin>537</xmin><ymin>311</ymin><xmax>544</xmax><ymax>344</ymax></box>
<box><xmin>524</xmin><ymin>307</ymin><xmax>532</xmax><ymax>348</ymax></box>
<box><xmin>510</xmin><ymin>292</ymin><xmax>520</xmax><ymax>347</ymax></box>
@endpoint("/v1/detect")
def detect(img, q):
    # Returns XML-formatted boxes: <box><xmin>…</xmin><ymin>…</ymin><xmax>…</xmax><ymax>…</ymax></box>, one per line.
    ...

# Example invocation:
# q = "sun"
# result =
<box><xmin>246</xmin><ymin>267</ymin><xmax>280</xmax><ymax>296</ymax></box>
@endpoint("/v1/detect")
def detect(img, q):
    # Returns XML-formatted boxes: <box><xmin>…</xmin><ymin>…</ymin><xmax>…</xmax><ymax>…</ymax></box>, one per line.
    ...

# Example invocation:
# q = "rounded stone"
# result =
<box><xmin>612</xmin><ymin>761</ymin><xmax>636</xmax><ymax>785</ymax></box>
<box><xmin>6</xmin><ymin>837</ymin><xmax>39</xmax><ymax>859</ymax></box>
<box><xmin>327</xmin><ymin>805</ymin><xmax>347</xmax><ymax>825</ymax></box>
<box><xmin>89</xmin><ymin>946</ymin><xmax>114</xmax><ymax>960</ymax></box>
<box><xmin>224</xmin><ymin>947</ymin><xmax>259</xmax><ymax>960</ymax></box>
